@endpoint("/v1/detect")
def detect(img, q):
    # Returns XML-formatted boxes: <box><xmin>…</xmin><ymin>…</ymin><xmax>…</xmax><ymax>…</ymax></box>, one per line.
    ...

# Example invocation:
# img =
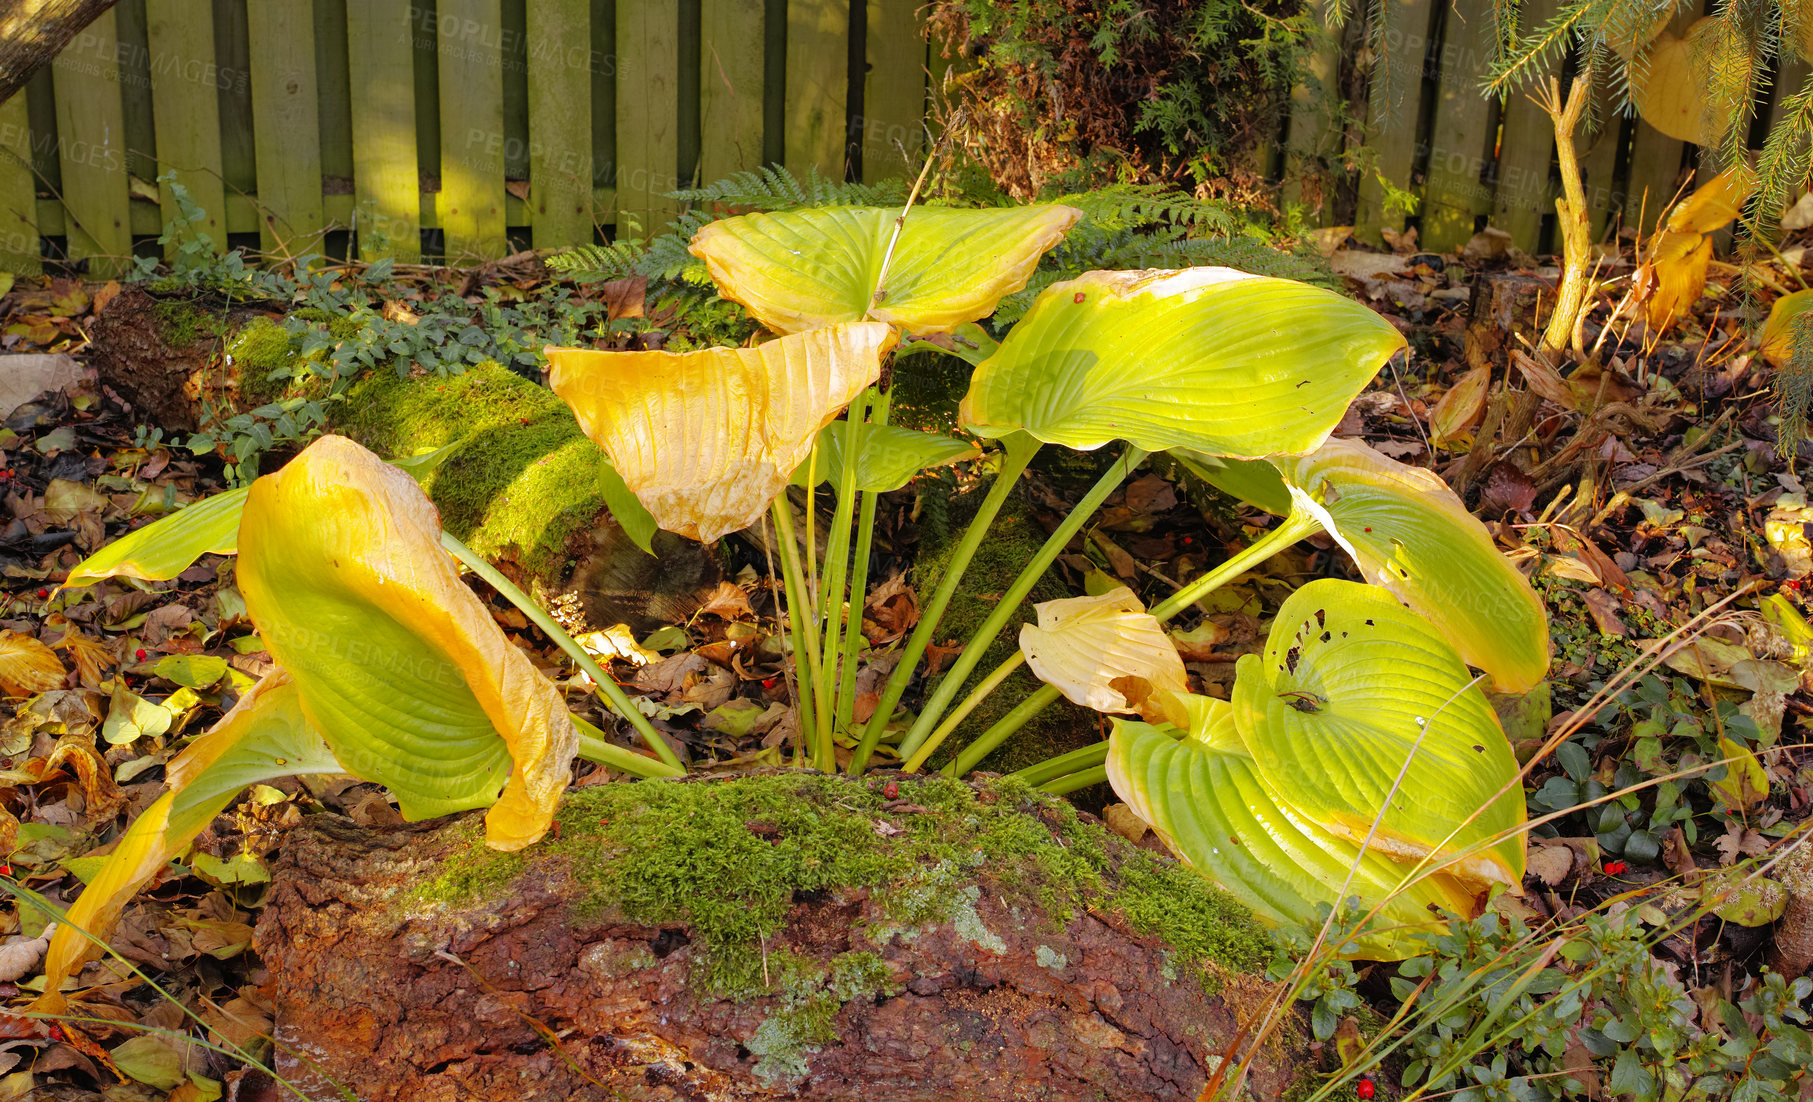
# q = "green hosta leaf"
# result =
<box><xmin>1281</xmin><ymin>439</ymin><xmax>1549</xmax><ymax>692</ymax></box>
<box><xmin>1231</xmin><ymin>579</ymin><xmax>1526</xmax><ymax>889</ymax></box>
<box><xmin>599</xmin><ymin>457</ymin><xmax>657</xmax><ymax>555</ymax></box>
<box><xmin>237</xmin><ymin>435</ymin><xmax>578</xmax><ymax>845</ymax></box>
<box><xmin>1173</xmin><ymin>450</ymin><xmax>1293</xmax><ymax>516</ymax></box>
<box><xmin>1106</xmin><ymin>700</ymin><xmax>1480</xmax><ymax>961</ymax></box>
<box><xmin>62</xmin><ymin>486</ymin><xmax>248</xmax><ymax>589</ymax></box>
<box><xmin>689</xmin><ymin>205</ymin><xmax>1081</xmax><ymax>334</ymax></box>
<box><xmin>36</xmin><ymin>672</ymin><xmax>342</xmax><ymax>1014</ymax></box>
<box><xmin>790</xmin><ymin>420</ymin><xmax>978</xmax><ymax>494</ymax></box>
<box><xmin>959</xmin><ymin>269</ymin><xmax>1406</xmax><ymax>457</ymax></box>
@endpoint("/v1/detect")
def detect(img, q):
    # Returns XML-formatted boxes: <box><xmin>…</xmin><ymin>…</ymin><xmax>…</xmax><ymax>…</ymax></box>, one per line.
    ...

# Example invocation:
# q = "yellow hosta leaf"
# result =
<box><xmin>35</xmin><ymin>672</ymin><xmax>341</xmax><ymax>1014</ymax></box>
<box><xmin>1429</xmin><ymin>361</ymin><xmax>1489</xmax><ymax>448</ymax></box>
<box><xmin>1632</xmin><ymin>21</ymin><xmax>1750</xmax><ymax>146</ymax></box>
<box><xmin>237</xmin><ymin>435</ymin><xmax>578</xmax><ymax>849</ymax></box>
<box><xmin>689</xmin><ymin>204</ymin><xmax>1081</xmax><ymax>334</ymax></box>
<box><xmin>1708</xmin><ymin>734</ymin><xmax>1770</xmax><ymax>813</ymax></box>
<box><xmin>1019</xmin><ymin>586</ymin><xmax>1187</xmax><ymax>719</ymax></box>
<box><xmin>1644</xmin><ymin>231</ymin><xmax>1713</xmax><ymax>332</ymax></box>
<box><xmin>1663</xmin><ymin>164</ymin><xmax>1754</xmax><ymax>235</ymax></box>
<box><xmin>1758</xmin><ymin>290</ymin><xmax>1813</xmax><ymax>365</ymax></box>
<box><xmin>0</xmin><ymin>631</ymin><xmax>64</xmax><ymax>696</ymax></box>
<box><xmin>546</xmin><ymin>323</ymin><xmax>895</xmax><ymax>541</ymax></box>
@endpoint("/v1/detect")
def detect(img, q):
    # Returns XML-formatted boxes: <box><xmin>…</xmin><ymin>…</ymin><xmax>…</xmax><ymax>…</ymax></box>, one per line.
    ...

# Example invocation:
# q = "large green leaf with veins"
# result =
<box><xmin>1231</xmin><ymin>579</ymin><xmax>1525</xmax><ymax>889</ymax></box>
<box><xmin>1176</xmin><ymin>439</ymin><xmax>1549</xmax><ymax>692</ymax></box>
<box><xmin>689</xmin><ymin>205</ymin><xmax>1081</xmax><ymax>335</ymax></box>
<box><xmin>958</xmin><ymin>268</ymin><xmax>1406</xmax><ymax>457</ymax></box>
<box><xmin>62</xmin><ymin>486</ymin><xmax>249</xmax><ymax>589</ymax></box>
<box><xmin>790</xmin><ymin>420</ymin><xmax>978</xmax><ymax>494</ymax></box>
<box><xmin>1280</xmin><ymin>439</ymin><xmax>1549</xmax><ymax>692</ymax></box>
<box><xmin>1106</xmin><ymin>697</ymin><xmax>1479</xmax><ymax>960</ymax></box>
<box><xmin>238</xmin><ymin>435</ymin><xmax>577</xmax><ymax>848</ymax></box>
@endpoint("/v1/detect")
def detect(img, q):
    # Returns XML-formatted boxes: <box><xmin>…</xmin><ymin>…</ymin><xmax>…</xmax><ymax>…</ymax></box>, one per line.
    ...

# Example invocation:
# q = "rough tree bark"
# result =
<box><xmin>253</xmin><ymin>775</ymin><xmax>1307</xmax><ymax>1101</ymax></box>
<box><xmin>0</xmin><ymin>0</ymin><xmax>117</xmax><ymax>105</ymax></box>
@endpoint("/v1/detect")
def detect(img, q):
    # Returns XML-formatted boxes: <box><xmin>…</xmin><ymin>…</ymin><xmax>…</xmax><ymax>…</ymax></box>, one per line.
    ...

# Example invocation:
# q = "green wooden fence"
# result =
<box><xmin>1315</xmin><ymin>0</ymin><xmax>1813</xmax><ymax>254</ymax></box>
<box><xmin>0</xmin><ymin>0</ymin><xmax>932</xmax><ymax>276</ymax></box>
<box><xmin>4</xmin><ymin>0</ymin><xmax>1804</xmax><ymax>278</ymax></box>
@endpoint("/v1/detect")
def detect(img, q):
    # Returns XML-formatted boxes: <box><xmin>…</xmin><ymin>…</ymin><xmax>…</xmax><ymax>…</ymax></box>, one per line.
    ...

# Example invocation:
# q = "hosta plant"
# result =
<box><xmin>37</xmin><ymin>193</ymin><xmax>1550</xmax><ymax>1006</ymax></box>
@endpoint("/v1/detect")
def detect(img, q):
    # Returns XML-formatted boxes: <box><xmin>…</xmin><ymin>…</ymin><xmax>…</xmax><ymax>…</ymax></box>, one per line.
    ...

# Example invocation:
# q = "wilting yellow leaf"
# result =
<box><xmin>1632</xmin><ymin>21</ymin><xmax>1750</xmax><ymax>146</ymax></box>
<box><xmin>1020</xmin><ymin>587</ymin><xmax>1187</xmax><ymax>719</ymax></box>
<box><xmin>1429</xmin><ymin>362</ymin><xmax>1490</xmax><ymax>447</ymax></box>
<box><xmin>35</xmin><ymin>672</ymin><xmax>340</xmax><ymax>1014</ymax></box>
<box><xmin>1638</xmin><ymin>163</ymin><xmax>1753</xmax><ymax>336</ymax></box>
<box><xmin>547</xmin><ymin>323</ymin><xmax>895</xmax><ymax>541</ymax></box>
<box><xmin>1664</xmin><ymin>164</ymin><xmax>1754</xmax><ymax>235</ymax></box>
<box><xmin>1758</xmin><ymin>289</ymin><xmax>1813</xmax><ymax>365</ymax></box>
<box><xmin>0</xmin><ymin>630</ymin><xmax>64</xmax><ymax>696</ymax></box>
<box><xmin>238</xmin><ymin>435</ymin><xmax>578</xmax><ymax>850</ymax></box>
<box><xmin>1708</xmin><ymin>734</ymin><xmax>1770</xmax><ymax>813</ymax></box>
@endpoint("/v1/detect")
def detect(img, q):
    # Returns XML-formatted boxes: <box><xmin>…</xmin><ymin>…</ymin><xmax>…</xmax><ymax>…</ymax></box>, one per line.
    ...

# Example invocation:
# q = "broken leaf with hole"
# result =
<box><xmin>790</xmin><ymin>420</ymin><xmax>978</xmax><ymax>494</ymax></box>
<box><xmin>1019</xmin><ymin>586</ymin><xmax>1187</xmax><ymax>719</ymax></box>
<box><xmin>1106</xmin><ymin>694</ymin><xmax>1481</xmax><ymax>960</ymax></box>
<box><xmin>547</xmin><ymin>323</ymin><xmax>895</xmax><ymax>541</ymax></box>
<box><xmin>1280</xmin><ymin>439</ymin><xmax>1550</xmax><ymax>692</ymax></box>
<box><xmin>959</xmin><ymin>268</ymin><xmax>1406</xmax><ymax>458</ymax></box>
<box><xmin>689</xmin><ymin>204</ymin><xmax>1081</xmax><ymax>334</ymax></box>
<box><xmin>1177</xmin><ymin>438</ymin><xmax>1549</xmax><ymax>692</ymax></box>
<box><xmin>1231</xmin><ymin>579</ymin><xmax>1526</xmax><ymax>890</ymax></box>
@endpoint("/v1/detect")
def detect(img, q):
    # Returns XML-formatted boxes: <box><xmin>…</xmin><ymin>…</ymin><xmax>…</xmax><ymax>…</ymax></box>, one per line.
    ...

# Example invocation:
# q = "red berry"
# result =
<box><xmin>135</xmin><ymin>648</ymin><xmax>147</xmax><ymax>661</ymax></box>
<box><xmin>1602</xmin><ymin>860</ymin><xmax>1627</xmax><ymax>876</ymax></box>
<box><xmin>882</xmin><ymin>781</ymin><xmax>899</xmax><ymax>799</ymax></box>
<box><xmin>35</xmin><ymin>588</ymin><xmax>47</xmax><ymax>599</ymax></box>
<box><xmin>1357</xmin><ymin>1079</ymin><xmax>1375</xmax><ymax>1100</ymax></box>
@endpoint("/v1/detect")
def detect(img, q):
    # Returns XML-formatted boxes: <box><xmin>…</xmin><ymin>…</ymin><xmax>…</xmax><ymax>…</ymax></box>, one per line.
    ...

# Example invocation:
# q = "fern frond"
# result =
<box><xmin>545</xmin><ymin>241</ymin><xmax>648</xmax><ymax>281</ymax></box>
<box><xmin>669</xmin><ymin>165</ymin><xmax>810</xmax><ymax>210</ymax></box>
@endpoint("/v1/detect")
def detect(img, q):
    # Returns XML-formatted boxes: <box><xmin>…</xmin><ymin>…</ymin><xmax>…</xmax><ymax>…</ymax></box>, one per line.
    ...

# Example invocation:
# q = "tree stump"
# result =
<box><xmin>254</xmin><ymin>774</ymin><xmax>1306</xmax><ymax>1101</ymax></box>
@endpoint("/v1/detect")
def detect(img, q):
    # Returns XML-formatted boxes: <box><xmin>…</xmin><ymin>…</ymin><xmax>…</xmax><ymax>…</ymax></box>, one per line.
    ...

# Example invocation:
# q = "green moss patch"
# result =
<box><xmin>413</xmin><ymin>773</ymin><xmax>1270</xmax><ymax>995</ymax></box>
<box><xmin>336</xmin><ymin>365</ymin><xmax>615</xmax><ymax>579</ymax></box>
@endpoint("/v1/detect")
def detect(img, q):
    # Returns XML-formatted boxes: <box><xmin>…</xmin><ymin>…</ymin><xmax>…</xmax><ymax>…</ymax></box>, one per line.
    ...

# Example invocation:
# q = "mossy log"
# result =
<box><xmin>255</xmin><ymin>774</ymin><xmax>1304</xmax><ymax>1101</ymax></box>
<box><xmin>85</xmin><ymin>287</ymin><xmax>720</xmax><ymax>631</ymax></box>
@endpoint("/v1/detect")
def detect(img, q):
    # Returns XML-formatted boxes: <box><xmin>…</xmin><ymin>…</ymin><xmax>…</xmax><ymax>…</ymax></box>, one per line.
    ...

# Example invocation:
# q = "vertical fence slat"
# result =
<box><xmin>52</xmin><ymin>7</ymin><xmax>132</xmax><ymax>276</ymax></box>
<box><xmin>527</xmin><ymin>0</ymin><xmax>593</xmax><ymax>247</ymax></box>
<box><xmin>1355</xmin><ymin>0</ymin><xmax>1433</xmax><ymax>245</ymax></box>
<box><xmin>1577</xmin><ymin>107</ymin><xmax>1622</xmax><ymax>241</ymax></box>
<box><xmin>616</xmin><ymin>0</ymin><xmax>681</xmax><ymax>238</ymax></box>
<box><xmin>1281</xmin><ymin>31</ymin><xmax>1342</xmax><ymax>218</ymax></box>
<box><xmin>346</xmin><ymin>0</ymin><xmax>420</xmax><ymax>260</ymax></box>
<box><xmin>437</xmin><ymin>0</ymin><xmax>507</xmax><ymax>259</ymax></box>
<box><xmin>1420</xmin><ymin>7</ymin><xmax>1497</xmax><ymax>251</ymax></box>
<box><xmin>1623</xmin><ymin>124</ymin><xmax>1685</xmax><ymax>233</ymax></box>
<box><xmin>785</xmin><ymin>0</ymin><xmax>847</xmax><ymax>178</ymax></box>
<box><xmin>700</xmin><ymin>0</ymin><xmax>764</xmax><ymax>184</ymax></box>
<box><xmin>0</xmin><ymin>90</ymin><xmax>40</xmax><ymax>273</ymax></box>
<box><xmin>247</xmin><ymin>0</ymin><xmax>324</xmax><ymax>255</ymax></box>
<box><xmin>861</xmin><ymin>0</ymin><xmax>924</xmax><ymax>183</ymax></box>
<box><xmin>145</xmin><ymin>0</ymin><xmax>227</xmax><ymax>255</ymax></box>
<box><xmin>1488</xmin><ymin>0</ymin><xmax>1558</xmax><ymax>252</ymax></box>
